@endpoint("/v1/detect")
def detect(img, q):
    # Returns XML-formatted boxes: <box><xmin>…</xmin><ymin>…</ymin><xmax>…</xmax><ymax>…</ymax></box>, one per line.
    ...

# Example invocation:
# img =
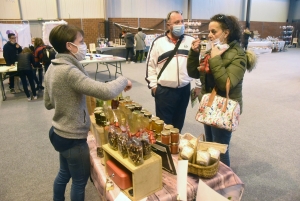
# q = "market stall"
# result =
<box><xmin>86</xmin><ymin>97</ymin><xmax>244</xmax><ymax>201</ymax></box>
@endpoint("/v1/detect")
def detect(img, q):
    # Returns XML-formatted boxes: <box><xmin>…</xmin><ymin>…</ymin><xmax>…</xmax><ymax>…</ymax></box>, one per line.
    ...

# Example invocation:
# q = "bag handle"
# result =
<box><xmin>207</xmin><ymin>78</ymin><xmax>231</xmax><ymax>113</ymax></box>
<box><xmin>157</xmin><ymin>35</ymin><xmax>183</xmax><ymax>80</ymax></box>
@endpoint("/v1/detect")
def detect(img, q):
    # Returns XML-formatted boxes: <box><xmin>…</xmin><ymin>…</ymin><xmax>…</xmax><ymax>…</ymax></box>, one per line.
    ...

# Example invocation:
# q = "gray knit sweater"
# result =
<box><xmin>44</xmin><ymin>54</ymin><xmax>128</xmax><ymax>139</ymax></box>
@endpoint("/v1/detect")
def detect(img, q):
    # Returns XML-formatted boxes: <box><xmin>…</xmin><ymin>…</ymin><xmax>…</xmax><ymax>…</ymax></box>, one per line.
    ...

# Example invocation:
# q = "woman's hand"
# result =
<box><xmin>124</xmin><ymin>80</ymin><xmax>132</xmax><ymax>92</ymax></box>
<box><xmin>191</xmin><ymin>38</ymin><xmax>201</xmax><ymax>52</ymax></box>
<box><xmin>210</xmin><ymin>43</ymin><xmax>227</xmax><ymax>58</ymax></box>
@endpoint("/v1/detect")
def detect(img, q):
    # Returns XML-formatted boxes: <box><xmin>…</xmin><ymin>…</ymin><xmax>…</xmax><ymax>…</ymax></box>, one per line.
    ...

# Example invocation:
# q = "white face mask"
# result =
<box><xmin>69</xmin><ymin>42</ymin><xmax>87</xmax><ymax>61</ymax></box>
<box><xmin>207</xmin><ymin>33</ymin><xmax>225</xmax><ymax>50</ymax></box>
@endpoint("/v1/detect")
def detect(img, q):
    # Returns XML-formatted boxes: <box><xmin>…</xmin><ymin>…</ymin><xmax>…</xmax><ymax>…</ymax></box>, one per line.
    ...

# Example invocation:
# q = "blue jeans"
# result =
<box><xmin>204</xmin><ymin>125</ymin><xmax>232</xmax><ymax>167</ymax></box>
<box><xmin>53</xmin><ymin>142</ymin><xmax>90</xmax><ymax>201</ymax></box>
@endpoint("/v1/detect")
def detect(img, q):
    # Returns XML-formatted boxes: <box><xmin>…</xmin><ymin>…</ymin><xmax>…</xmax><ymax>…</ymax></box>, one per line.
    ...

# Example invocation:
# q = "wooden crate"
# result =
<box><xmin>102</xmin><ymin>144</ymin><xmax>162</xmax><ymax>201</ymax></box>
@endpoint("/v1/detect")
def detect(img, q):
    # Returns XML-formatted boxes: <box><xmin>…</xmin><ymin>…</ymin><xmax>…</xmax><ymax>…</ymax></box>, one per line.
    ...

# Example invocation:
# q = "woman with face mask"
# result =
<box><xmin>44</xmin><ymin>24</ymin><xmax>132</xmax><ymax>201</ymax></box>
<box><xmin>187</xmin><ymin>14</ymin><xmax>256</xmax><ymax>167</ymax></box>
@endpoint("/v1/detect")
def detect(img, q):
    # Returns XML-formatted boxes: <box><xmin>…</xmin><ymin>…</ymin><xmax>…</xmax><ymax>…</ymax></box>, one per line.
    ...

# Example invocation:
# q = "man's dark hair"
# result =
<box><xmin>138</xmin><ymin>27</ymin><xmax>142</xmax><ymax>32</ymax></box>
<box><xmin>49</xmin><ymin>24</ymin><xmax>83</xmax><ymax>53</ymax></box>
<box><xmin>8</xmin><ymin>33</ymin><xmax>15</xmax><ymax>39</ymax></box>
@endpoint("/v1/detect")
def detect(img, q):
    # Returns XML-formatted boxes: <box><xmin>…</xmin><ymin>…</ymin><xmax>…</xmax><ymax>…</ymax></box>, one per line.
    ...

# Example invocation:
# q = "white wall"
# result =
<box><xmin>0</xmin><ymin>0</ymin><xmax>292</xmax><ymax>22</ymax></box>
<box><xmin>250</xmin><ymin>0</ymin><xmax>289</xmax><ymax>22</ymax></box>
<box><xmin>294</xmin><ymin>0</ymin><xmax>300</xmax><ymax>20</ymax></box>
<box><xmin>59</xmin><ymin>0</ymin><xmax>105</xmax><ymax>18</ymax></box>
<box><xmin>20</xmin><ymin>0</ymin><xmax>57</xmax><ymax>20</ymax></box>
<box><xmin>0</xmin><ymin>0</ymin><xmax>20</xmax><ymax>19</ymax></box>
<box><xmin>106</xmin><ymin>0</ymin><xmax>187</xmax><ymax>19</ymax></box>
<box><xmin>191</xmin><ymin>0</ymin><xmax>246</xmax><ymax>20</ymax></box>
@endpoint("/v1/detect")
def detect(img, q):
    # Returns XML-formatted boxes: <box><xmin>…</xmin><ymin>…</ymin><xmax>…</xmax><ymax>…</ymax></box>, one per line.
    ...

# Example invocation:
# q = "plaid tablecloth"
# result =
<box><xmin>87</xmin><ymin>133</ymin><xmax>244</xmax><ymax>201</ymax></box>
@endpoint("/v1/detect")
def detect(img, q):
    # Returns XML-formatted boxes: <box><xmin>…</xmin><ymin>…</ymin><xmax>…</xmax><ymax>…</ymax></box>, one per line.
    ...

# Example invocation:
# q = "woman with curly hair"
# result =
<box><xmin>187</xmin><ymin>14</ymin><xmax>256</xmax><ymax>167</ymax></box>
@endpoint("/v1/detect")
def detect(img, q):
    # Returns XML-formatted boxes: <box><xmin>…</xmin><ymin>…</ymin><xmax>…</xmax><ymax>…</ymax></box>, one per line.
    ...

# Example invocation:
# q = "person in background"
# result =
<box><xmin>33</xmin><ymin>37</ymin><xmax>45</xmax><ymax>90</ymax></box>
<box><xmin>145</xmin><ymin>11</ymin><xmax>201</xmax><ymax>132</ymax></box>
<box><xmin>45</xmin><ymin>24</ymin><xmax>132</xmax><ymax>201</ymax></box>
<box><xmin>17</xmin><ymin>47</ymin><xmax>37</xmax><ymax>101</ymax></box>
<box><xmin>242</xmin><ymin>27</ymin><xmax>251</xmax><ymax>50</ymax></box>
<box><xmin>187</xmin><ymin>14</ymin><xmax>256</xmax><ymax>167</ymax></box>
<box><xmin>134</xmin><ymin>27</ymin><xmax>146</xmax><ymax>63</ymax></box>
<box><xmin>3</xmin><ymin>33</ymin><xmax>22</xmax><ymax>94</ymax></box>
<box><xmin>29</xmin><ymin>37</ymin><xmax>35</xmax><ymax>52</ymax></box>
<box><xmin>123</xmin><ymin>29</ymin><xmax>135</xmax><ymax>64</ymax></box>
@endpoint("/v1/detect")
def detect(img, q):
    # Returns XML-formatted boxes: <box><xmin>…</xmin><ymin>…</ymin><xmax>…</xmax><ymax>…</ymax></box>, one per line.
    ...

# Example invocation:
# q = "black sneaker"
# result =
<box><xmin>10</xmin><ymin>88</ymin><xmax>16</xmax><ymax>94</ymax></box>
<box><xmin>40</xmin><ymin>86</ymin><xmax>44</xmax><ymax>90</ymax></box>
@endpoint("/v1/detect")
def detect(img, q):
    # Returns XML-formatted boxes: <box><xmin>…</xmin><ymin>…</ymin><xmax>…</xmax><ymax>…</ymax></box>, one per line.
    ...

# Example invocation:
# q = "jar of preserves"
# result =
<box><xmin>170</xmin><ymin>143</ymin><xmax>179</xmax><ymax>154</ymax></box>
<box><xmin>170</xmin><ymin>128</ymin><xmax>180</xmax><ymax>143</ymax></box>
<box><xmin>161</xmin><ymin>130</ymin><xmax>171</xmax><ymax>145</ymax></box>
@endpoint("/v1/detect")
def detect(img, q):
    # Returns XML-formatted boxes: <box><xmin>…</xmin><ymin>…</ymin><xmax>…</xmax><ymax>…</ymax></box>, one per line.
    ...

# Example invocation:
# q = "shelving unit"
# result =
<box><xmin>280</xmin><ymin>25</ymin><xmax>294</xmax><ymax>47</ymax></box>
<box><xmin>184</xmin><ymin>20</ymin><xmax>208</xmax><ymax>38</ymax></box>
<box><xmin>102</xmin><ymin>144</ymin><xmax>162</xmax><ymax>201</ymax></box>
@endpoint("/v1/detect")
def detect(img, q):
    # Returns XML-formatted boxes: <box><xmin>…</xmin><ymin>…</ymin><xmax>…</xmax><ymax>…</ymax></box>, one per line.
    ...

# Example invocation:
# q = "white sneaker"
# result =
<box><xmin>126</xmin><ymin>61</ymin><xmax>129</xmax><ymax>64</ymax></box>
<box><xmin>27</xmin><ymin>97</ymin><xmax>31</xmax><ymax>101</ymax></box>
<box><xmin>33</xmin><ymin>96</ymin><xmax>38</xmax><ymax>100</ymax></box>
<box><xmin>131</xmin><ymin>61</ymin><xmax>135</xmax><ymax>64</ymax></box>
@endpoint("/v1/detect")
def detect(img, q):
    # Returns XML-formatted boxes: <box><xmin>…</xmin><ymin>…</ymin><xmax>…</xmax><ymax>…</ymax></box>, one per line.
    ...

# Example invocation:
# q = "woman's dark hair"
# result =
<box><xmin>49</xmin><ymin>25</ymin><xmax>84</xmax><ymax>53</ymax></box>
<box><xmin>34</xmin><ymin>38</ymin><xmax>44</xmax><ymax>49</ymax></box>
<box><xmin>210</xmin><ymin>14</ymin><xmax>241</xmax><ymax>43</ymax></box>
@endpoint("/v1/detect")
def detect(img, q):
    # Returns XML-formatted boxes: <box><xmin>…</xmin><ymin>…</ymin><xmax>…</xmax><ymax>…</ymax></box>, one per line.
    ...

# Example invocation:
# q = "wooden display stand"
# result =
<box><xmin>102</xmin><ymin>144</ymin><xmax>162</xmax><ymax>201</ymax></box>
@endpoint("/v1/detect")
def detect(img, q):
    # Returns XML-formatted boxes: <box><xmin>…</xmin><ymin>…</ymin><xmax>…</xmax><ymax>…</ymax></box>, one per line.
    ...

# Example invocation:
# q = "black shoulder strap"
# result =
<box><xmin>157</xmin><ymin>35</ymin><xmax>183</xmax><ymax>80</ymax></box>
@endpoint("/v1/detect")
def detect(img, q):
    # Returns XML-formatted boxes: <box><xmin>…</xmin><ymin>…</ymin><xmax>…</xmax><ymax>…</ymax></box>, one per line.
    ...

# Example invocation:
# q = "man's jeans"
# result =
<box><xmin>53</xmin><ymin>142</ymin><xmax>90</xmax><ymax>201</ymax></box>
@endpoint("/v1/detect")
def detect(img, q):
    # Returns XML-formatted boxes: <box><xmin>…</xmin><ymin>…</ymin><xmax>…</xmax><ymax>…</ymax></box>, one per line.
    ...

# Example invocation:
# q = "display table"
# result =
<box><xmin>96</xmin><ymin>46</ymin><xmax>150</xmax><ymax>58</ymax></box>
<box><xmin>80</xmin><ymin>56</ymin><xmax>126</xmax><ymax>80</ymax></box>
<box><xmin>248</xmin><ymin>41</ymin><xmax>285</xmax><ymax>54</ymax></box>
<box><xmin>87</xmin><ymin>132</ymin><xmax>244</xmax><ymax>201</ymax></box>
<box><xmin>0</xmin><ymin>66</ymin><xmax>17</xmax><ymax>101</ymax></box>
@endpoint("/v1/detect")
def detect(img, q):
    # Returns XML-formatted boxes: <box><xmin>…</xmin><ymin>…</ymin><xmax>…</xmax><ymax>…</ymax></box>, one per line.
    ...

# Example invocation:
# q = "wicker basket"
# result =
<box><xmin>179</xmin><ymin>134</ymin><xmax>220</xmax><ymax>179</ymax></box>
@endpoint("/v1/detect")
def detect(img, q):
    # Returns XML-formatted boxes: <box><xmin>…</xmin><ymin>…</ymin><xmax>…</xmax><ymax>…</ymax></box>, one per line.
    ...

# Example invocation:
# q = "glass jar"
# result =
<box><xmin>151</xmin><ymin>116</ymin><xmax>160</xmax><ymax>131</ymax></box>
<box><xmin>127</xmin><ymin>137</ymin><xmax>144</xmax><ymax>166</ymax></box>
<box><xmin>111</xmin><ymin>98</ymin><xmax>119</xmax><ymax>109</ymax></box>
<box><xmin>170</xmin><ymin>143</ymin><xmax>179</xmax><ymax>154</ymax></box>
<box><xmin>170</xmin><ymin>128</ymin><xmax>180</xmax><ymax>143</ymax></box>
<box><xmin>164</xmin><ymin>124</ymin><xmax>174</xmax><ymax>131</ymax></box>
<box><xmin>161</xmin><ymin>130</ymin><xmax>171</xmax><ymax>145</ymax></box>
<box><xmin>144</xmin><ymin>112</ymin><xmax>152</xmax><ymax>119</ymax></box>
<box><xmin>154</xmin><ymin>120</ymin><xmax>164</xmax><ymax>135</ymax></box>
<box><xmin>117</xmin><ymin>132</ymin><xmax>129</xmax><ymax>158</ymax></box>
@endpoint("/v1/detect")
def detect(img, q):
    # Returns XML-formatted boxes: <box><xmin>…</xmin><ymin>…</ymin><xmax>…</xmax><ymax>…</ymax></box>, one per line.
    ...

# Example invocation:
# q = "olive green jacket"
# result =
<box><xmin>187</xmin><ymin>40</ymin><xmax>247</xmax><ymax>114</ymax></box>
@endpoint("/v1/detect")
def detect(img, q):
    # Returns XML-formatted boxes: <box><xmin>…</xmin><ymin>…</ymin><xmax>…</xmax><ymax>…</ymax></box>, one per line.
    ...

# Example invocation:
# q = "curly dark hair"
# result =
<box><xmin>210</xmin><ymin>14</ymin><xmax>241</xmax><ymax>43</ymax></box>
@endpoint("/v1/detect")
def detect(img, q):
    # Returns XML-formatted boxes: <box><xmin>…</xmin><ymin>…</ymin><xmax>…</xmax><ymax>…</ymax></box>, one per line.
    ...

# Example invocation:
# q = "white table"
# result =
<box><xmin>80</xmin><ymin>55</ymin><xmax>126</xmax><ymax>80</ymax></box>
<box><xmin>0</xmin><ymin>66</ymin><xmax>17</xmax><ymax>101</ymax></box>
<box><xmin>248</xmin><ymin>41</ymin><xmax>273</xmax><ymax>47</ymax></box>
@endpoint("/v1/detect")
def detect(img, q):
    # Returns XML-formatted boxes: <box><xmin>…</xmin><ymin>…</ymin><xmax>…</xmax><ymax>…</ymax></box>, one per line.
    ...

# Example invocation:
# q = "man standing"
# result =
<box><xmin>145</xmin><ymin>11</ymin><xmax>201</xmax><ymax>132</ymax></box>
<box><xmin>123</xmin><ymin>30</ymin><xmax>135</xmax><ymax>64</ymax></box>
<box><xmin>135</xmin><ymin>27</ymin><xmax>146</xmax><ymax>63</ymax></box>
<box><xmin>242</xmin><ymin>27</ymin><xmax>251</xmax><ymax>50</ymax></box>
<box><xmin>3</xmin><ymin>33</ymin><xmax>22</xmax><ymax>93</ymax></box>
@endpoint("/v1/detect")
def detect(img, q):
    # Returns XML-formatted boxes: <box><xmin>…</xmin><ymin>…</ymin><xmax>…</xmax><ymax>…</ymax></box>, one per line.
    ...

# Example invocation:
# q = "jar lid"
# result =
<box><xmin>155</xmin><ymin>120</ymin><xmax>164</xmax><ymax>125</ymax></box>
<box><xmin>170</xmin><ymin>128</ymin><xmax>180</xmax><ymax>134</ymax></box>
<box><xmin>161</xmin><ymin>130</ymin><xmax>170</xmax><ymax>136</ymax></box>
<box><xmin>164</xmin><ymin>124</ymin><xmax>174</xmax><ymax>130</ymax></box>
<box><xmin>151</xmin><ymin>116</ymin><xmax>160</xmax><ymax>121</ymax></box>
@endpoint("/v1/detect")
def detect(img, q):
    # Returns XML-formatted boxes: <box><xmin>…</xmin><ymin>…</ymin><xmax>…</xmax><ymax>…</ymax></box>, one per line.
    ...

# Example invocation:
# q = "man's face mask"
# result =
<box><xmin>172</xmin><ymin>25</ymin><xmax>185</xmax><ymax>37</ymax></box>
